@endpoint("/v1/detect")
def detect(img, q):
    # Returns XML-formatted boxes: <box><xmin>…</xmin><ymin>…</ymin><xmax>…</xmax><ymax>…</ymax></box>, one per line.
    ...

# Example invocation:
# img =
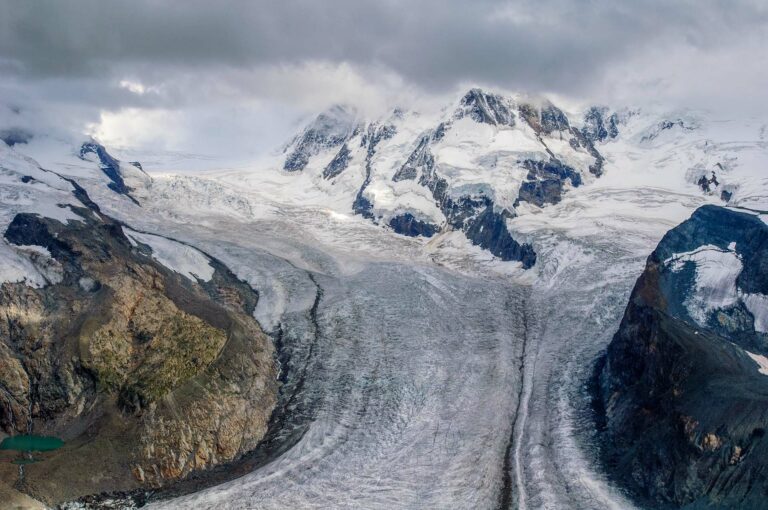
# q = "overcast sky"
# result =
<box><xmin>1</xmin><ymin>0</ymin><xmax>766</xmax><ymax>162</ymax></box>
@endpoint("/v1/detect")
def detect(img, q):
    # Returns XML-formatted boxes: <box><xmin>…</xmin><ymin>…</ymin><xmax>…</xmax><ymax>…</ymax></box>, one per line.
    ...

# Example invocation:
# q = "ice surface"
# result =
<box><xmin>743</xmin><ymin>293</ymin><xmax>768</xmax><ymax>333</ymax></box>
<box><xmin>664</xmin><ymin>242</ymin><xmax>768</xmax><ymax>334</ymax></box>
<box><xmin>123</xmin><ymin>227</ymin><xmax>215</xmax><ymax>282</ymax></box>
<box><xmin>666</xmin><ymin>244</ymin><xmax>743</xmax><ymax>325</ymax></box>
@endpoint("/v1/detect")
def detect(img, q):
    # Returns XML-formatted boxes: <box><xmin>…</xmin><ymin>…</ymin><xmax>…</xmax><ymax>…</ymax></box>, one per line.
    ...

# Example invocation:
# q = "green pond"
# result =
<box><xmin>0</xmin><ymin>435</ymin><xmax>64</xmax><ymax>452</ymax></box>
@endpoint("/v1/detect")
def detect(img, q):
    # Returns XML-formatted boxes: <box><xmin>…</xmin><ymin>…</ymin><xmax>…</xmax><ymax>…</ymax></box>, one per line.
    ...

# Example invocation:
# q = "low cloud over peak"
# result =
<box><xmin>1</xmin><ymin>0</ymin><xmax>766</xmax><ymax>156</ymax></box>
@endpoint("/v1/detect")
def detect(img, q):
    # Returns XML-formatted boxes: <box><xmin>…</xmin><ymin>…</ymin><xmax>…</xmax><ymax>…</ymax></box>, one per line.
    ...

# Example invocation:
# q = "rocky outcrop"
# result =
<box><xmin>463</xmin><ymin>204</ymin><xmax>536</xmax><ymax>267</ymax></box>
<box><xmin>456</xmin><ymin>89</ymin><xmax>516</xmax><ymax>127</ymax></box>
<box><xmin>594</xmin><ymin>205</ymin><xmax>768</xmax><ymax>509</ymax></box>
<box><xmin>284</xmin><ymin>105</ymin><xmax>359</xmax><ymax>172</ymax></box>
<box><xmin>352</xmin><ymin>122</ymin><xmax>397</xmax><ymax>219</ymax></box>
<box><xmin>0</xmin><ymin>180</ymin><xmax>277</xmax><ymax>504</ymax></box>
<box><xmin>516</xmin><ymin>159</ymin><xmax>582</xmax><ymax>207</ymax></box>
<box><xmin>388</xmin><ymin>213</ymin><xmax>439</xmax><ymax>238</ymax></box>
<box><xmin>0</xmin><ymin>128</ymin><xmax>33</xmax><ymax>147</ymax></box>
<box><xmin>518</xmin><ymin>101</ymin><xmax>569</xmax><ymax>135</ymax></box>
<box><xmin>640</xmin><ymin>119</ymin><xmax>698</xmax><ymax>144</ymax></box>
<box><xmin>323</xmin><ymin>143</ymin><xmax>351</xmax><ymax>180</ymax></box>
<box><xmin>582</xmin><ymin>106</ymin><xmax>619</xmax><ymax>143</ymax></box>
<box><xmin>79</xmin><ymin>141</ymin><xmax>138</xmax><ymax>204</ymax></box>
<box><xmin>393</xmin><ymin>135</ymin><xmax>432</xmax><ymax>182</ymax></box>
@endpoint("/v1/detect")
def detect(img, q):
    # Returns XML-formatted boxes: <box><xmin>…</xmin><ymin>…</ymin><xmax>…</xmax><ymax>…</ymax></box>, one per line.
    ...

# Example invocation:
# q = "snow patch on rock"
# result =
<box><xmin>123</xmin><ymin>227</ymin><xmax>215</xmax><ymax>282</ymax></box>
<box><xmin>666</xmin><ymin>244</ymin><xmax>743</xmax><ymax>326</ymax></box>
<box><xmin>746</xmin><ymin>350</ymin><xmax>768</xmax><ymax>376</ymax></box>
<box><xmin>743</xmin><ymin>293</ymin><xmax>768</xmax><ymax>333</ymax></box>
<box><xmin>0</xmin><ymin>239</ymin><xmax>63</xmax><ymax>288</ymax></box>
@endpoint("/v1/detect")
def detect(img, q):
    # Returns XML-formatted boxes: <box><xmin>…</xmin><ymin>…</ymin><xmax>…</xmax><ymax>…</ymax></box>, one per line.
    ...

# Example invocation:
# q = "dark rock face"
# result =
<box><xmin>517</xmin><ymin>101</ymin><xmax>569</xmax><ymax>135</ymax></box>
<box><xmin>418</xmin><ymin>160</ymin><xmax>537</xmax><ymax>268</ymax></box>
<box><xmin>284</xmin><ymin>106</ymin><xmax>358</xmax><ymax>172</ymax></box>
<box><xmin>567</xmin><ymin>123</ymin><xmax>607</xmax><ymax>177</ymax></box>
<box><xmin>457</xmin><ymin>89</ymin><xmax>516</xmax><ymax>126</ymax></box>
<box><xmin>432</xmin><ymin>121</ymin><xmax>449</xmax><ymax>142</ymax></box>
<box><xmin>517</xmin><ymin>179</ymin><xmax>564</xmax><ymax>208</ymax></box>
<box><xmin>79</xmin><ymin>141</ymin><xmax>139</xmax><ymax>204</ymax></box>
<box><xmin>284</xmin><ymin>146</ymin><xmax>311</xmax><ymax>172</ymax></box>
<box><xmin>4</xmin><ymin>214</ymin><xmax>77</xmax><ymax>269</ymax></box>
<box><xmin>360</xmin><ymin>123</ymin><xmax>396</xmax><ymax>148</ymax></box>
<box><xmin>352</xmin><ymin>192</ymin><xmax>375</xmax><ymax>220</ymax></box>
<box><xmin>393</xmin><ymin>135</ymin><xmax>432</xmax><ymax>182</ymax></box>
<box><xmin>540</xmin><ymin>102</ymin><xmax>570</xmax><ymax>134</ymax></box>
<box><xmin>594</xmin><ymin>205</ymin><xmax>768</xmax><ymax>509</ymax></box>
<box><xmin>698</xmin><ymin>171</ymin><xmax>720</xmax><ymax>193</ymax></box>
<box><xmin>388</xmin><ymin>213</ymin><xmax>439</xmax><ymax>238</ymax></box>
<box><xmin>0</xmin><ymin>181</ymin><xmax>277</xmax><ymax>503</ymax></box>
<box><xmin>641</xmin><ymin>119</ymin><xmax>697</xmax><ymax>143</ymax></box>
<box><xmin>516</xmin><ymin>159</ymin><xmax>582</xmax><ymax>207</ymax></box>
<box><xmin>463</xmin><ymin>205</ymin><xmax>536</xmax><ymax>267</ymax></box>
<box><xmin>322</xmin><ymin>143</ymin><xmax>351</xmax><ymax>180</ymax></box>
<box><xmin>582</xmin><ymin>107</ymin><xmax>619</xmax><ymax>143</ymax></box>
<box><xmin>352</xmin><ymin>123</ymin><xmax>396</xmax><ymax>220</ymax></box>
<box><xmin>0</xmin><ymin>128</ymin><xmax>33</xmax><ymax>146</ymax></box>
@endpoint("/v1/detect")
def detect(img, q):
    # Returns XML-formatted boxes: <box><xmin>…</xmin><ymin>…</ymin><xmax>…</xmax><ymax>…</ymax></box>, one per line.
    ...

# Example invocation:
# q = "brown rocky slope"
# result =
<box><xmin>0</xmin><ymin>182</ymin><xmax>277</xmax><ymax>505</ymax></box>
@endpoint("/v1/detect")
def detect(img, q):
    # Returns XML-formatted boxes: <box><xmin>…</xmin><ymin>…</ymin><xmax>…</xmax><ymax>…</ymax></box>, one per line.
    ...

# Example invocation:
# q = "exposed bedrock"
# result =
<box><xmin>594</xmin><ymin>205</ymin><xmax>768</xmax><ymax>509</ymax></box>
<box><xmin>388</xmin><ymin>212</ymin><xmax>440</xmax><ymax>238</ymax></box>
<box><xmin>0</xmin><ymin>186</ymin><xmax>277</xmax><ymax>504</ymax></box>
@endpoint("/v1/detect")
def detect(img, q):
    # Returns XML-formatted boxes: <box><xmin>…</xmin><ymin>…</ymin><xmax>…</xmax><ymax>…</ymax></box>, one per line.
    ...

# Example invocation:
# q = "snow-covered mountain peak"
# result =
<box><xmin>260</xmin><ymin>89</ymin><xmax>618</xmax><ymax>267</ymax></box>
<box><xmin>4</xmin><ymin>91</ymin><xmax>765</xmax><ymax>273</ymax></box>
<box><xmin>79</xmin><ymin>139</ymin><xmax>150</xmax><ymax>201</ymax></box>
<box><xmin>455</xmin><ymin>88</ymin><xmax>518</xmax><ymax>127</ymax></box>
<box><xmin>282</xmin><ymin>104</ymin><xmax>363</xmax><ymax>172</ymax></box>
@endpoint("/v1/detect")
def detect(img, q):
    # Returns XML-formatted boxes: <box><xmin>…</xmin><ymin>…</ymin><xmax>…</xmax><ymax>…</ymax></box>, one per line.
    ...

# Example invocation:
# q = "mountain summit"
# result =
<box><xmin>274</xmin><ymin>89</ymin><xmax>618</xmax><ymax>268</ymax></box>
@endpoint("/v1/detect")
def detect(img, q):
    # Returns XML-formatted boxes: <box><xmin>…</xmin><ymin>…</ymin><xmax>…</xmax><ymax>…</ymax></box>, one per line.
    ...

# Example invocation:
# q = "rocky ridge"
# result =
<box><xmin>594</xmin><ymin>205</ymin><xmax>768</xmax><ymax>509</ymax></box>
<box><xmin>279</xmin><ymin>89</ymin><xmax>618</xmax><ymax>268</ymax></box>
<box><xmin>0</xmin><ymin>149</ymin><xmax>277</xmax><ymax>505</ymax></box>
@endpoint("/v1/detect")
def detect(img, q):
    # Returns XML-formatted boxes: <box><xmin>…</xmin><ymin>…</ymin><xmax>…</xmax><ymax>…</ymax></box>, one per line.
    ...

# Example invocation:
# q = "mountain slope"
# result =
<box><xmin>267</xmin><ymin>89</ymin><xmax>617</xmax><ymax>268</ymax></box>
<box><xmin>594</xmin><ymin>205</ymin><xmax>768</xmax><ymax>509</ymax></box>
<box><xmin>0</xmin><ymin>141</ymin><xmax>277</xmax><ymax>505</ymax></box>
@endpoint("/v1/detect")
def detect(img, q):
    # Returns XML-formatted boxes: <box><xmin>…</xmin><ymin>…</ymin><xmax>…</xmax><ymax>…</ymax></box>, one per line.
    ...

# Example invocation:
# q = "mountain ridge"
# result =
<box><xmin>273</xmin><ymin>88</ymin><xmax>620</xmax><ymax>267</ymax></box>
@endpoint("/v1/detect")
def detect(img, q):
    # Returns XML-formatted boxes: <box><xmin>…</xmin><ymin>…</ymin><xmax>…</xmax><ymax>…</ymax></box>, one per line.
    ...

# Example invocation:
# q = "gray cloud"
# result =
<box><xmin>0</xmin><ymin>0</ymin><xmax>766</xmax><ymax>158</ymax></box>
<box><xmin>2</xmin><ymin>0</ymin><xmax>766</xmax><ymax>94</ymax></box>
